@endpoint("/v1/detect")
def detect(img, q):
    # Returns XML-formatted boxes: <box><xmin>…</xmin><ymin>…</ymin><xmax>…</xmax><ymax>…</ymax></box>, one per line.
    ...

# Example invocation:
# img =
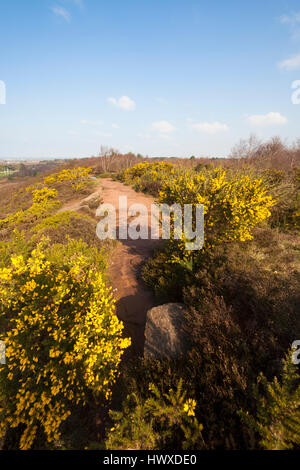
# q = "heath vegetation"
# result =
<box><xmin>0</xmin><ymin>137</ymin><xmax>299</xmax><ymax>449</ymax></box>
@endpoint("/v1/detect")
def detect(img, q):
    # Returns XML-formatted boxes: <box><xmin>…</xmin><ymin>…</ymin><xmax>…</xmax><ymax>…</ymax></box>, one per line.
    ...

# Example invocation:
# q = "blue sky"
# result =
<box><xmin>1</xmin><ymin>0</ymin><xmax>300</xmax><ymax>158</ymax></box>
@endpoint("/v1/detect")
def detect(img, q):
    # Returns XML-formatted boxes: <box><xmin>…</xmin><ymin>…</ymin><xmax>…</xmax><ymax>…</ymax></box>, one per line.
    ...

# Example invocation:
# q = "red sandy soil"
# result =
<box><xmin>100</xmin><ymin>178</ymin><xmax>161</xmax><ymax>355</ymax></box>
<box><xmin>62</xmin><ymin>178</ymin><xmax>161</xmax><ymax>355</ymax></box>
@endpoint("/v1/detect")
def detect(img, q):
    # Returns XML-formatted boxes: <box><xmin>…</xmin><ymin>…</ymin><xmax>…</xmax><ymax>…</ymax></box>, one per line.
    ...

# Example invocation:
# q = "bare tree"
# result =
<box><xmin>230</xmin><ymin>134</ymin><xmax>262</xmax><ymax>159</ymax></box>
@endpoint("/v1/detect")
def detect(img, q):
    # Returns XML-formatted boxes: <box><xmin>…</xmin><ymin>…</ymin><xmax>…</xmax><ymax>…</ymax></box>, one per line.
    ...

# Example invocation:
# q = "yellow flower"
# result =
<box><xmin>0</xmin><ymin>242</ymin><xmax>131</xmax><ymax>450</ymax></box>
<box><xmin>183</xmin><ymin>398</ymin><xmax>197</xmax><ymax>417</ymax></box>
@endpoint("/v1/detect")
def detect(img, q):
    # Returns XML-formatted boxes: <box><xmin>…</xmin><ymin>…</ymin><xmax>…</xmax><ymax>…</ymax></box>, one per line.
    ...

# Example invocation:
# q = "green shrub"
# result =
<box><xmin>141</xmin><ymin>230</ymin><xmax>300</xmax><ymax>448</ymax></box>
<box><xmin>106</xmin><ymin>379</ymin><xmax>205</xmax><ymax>450</ymax></box>
<box><xmin>241</xmin><ymin>351</ymin><xmax>300</xmax><ymax>450</ymax></box>
<box><xmin>142</xmin><ymin>245</ymin><xmax>189</xmax><ymax>302</ymax></box>
<box><xmin>32</xmin><ymin>211</ymin><xmax>81</xmax><ymax>233</ymax></box>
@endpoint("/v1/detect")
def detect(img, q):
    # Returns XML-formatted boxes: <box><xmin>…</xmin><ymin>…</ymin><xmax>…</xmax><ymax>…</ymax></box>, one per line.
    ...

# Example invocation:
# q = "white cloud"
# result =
<box><xmin>247</xmin><ymin>112</ymin><xmax>288</xmax><ymax>126</ymax></box>
<box><xmin>107</xmin><ymin>96</ymin><xmax>136</xmax><ymax>111</ymax></box>
<box><xmin>278</xmin><ymin>53</ymin><xmax>300</xmax><ymax>70</ymax></box>
<box><xmin>51</xmin><ymin>6</ymin><xmax>71</xmax><ymax>22</ymax></box>
<box><xmin>111</xmin><ymin>123</ymin><xmax>119</xmax><ymax>129</ymax></box>
<box><xmin>191</xmin><ymin>121</ymin><xmax>229</xmax><ymax>134</ymax></box>
<box><xmin>152</xmin><ymin>120</ymin><xmax>175</xmax><ymax>133</ymax></box>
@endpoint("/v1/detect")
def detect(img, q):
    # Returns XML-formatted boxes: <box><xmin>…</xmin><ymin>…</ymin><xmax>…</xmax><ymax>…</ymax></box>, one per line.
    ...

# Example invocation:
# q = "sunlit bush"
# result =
<box><xmin>159</xmin><ymin>168</ymin><xmax>275</xmax><ymax>257</ymax></box>
<box><xmin>121</xmin><ymin>161</ymin><xmax>176</xmax><ymax>195</ymax></box>
<box><xmin>0</xmin><ymin>241</ymin><xmax>131</xmax><ymax>449</ymax></box>
<box><xmin>0</xmin><ymin>187</ymin><xmax>60</xmax><ymax>229</ymax></box>
<box><xmin>44</xmin><ymin>167</ymin><xmax>92</xmax><ymax>192</ymax></box>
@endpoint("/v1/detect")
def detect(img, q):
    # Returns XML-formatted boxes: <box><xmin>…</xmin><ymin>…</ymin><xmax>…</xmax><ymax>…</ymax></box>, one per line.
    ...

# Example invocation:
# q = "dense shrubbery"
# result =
<box><xmin>0</xmin><ymin>166</ymin><xmax>94</xmax><ymax>223</ymax></box>
<box><xmin>120</xmin><ymin>161</ymin><xmax>177</xmax><ymax>195</ymax></box>
<box><xmin>159</xmin><ymin>168</ymin><xmax>274</xmax><ymax>264</ymax></box>
<box><xmin>0</xmin><ymin>240</ymin><xmax>130</xmax><ymax>449</ymax></box>
<box><xmin>119</xmin><ymin>159</ymin><xmax>299</xmax><ymax>233</ymax></box>
<box><xmin>0</xmin><ymin>167</ymin><xmax>131</xmax><ymax>450</ymax></box>
<box><xmin>0</xmin><ymin>186</ymin><xmax>60</xmax><ymax>230</ymax></box>
<box><xmin>241</xmin><ymin>351</ymin><xmax>300</xmax><ymax>450</ymax></box>
<box><xmin>0</xmin><ymin>155</ymin><xmax>299</xmax><ymax>450</ymax></box>
<box><xmin>43</xmin><ymin>167</ymin><xmax>92</xmax><ymax>192</ymax></box>
<box><xmin>106</xmin><ymin>380</ymin><xmax>205</xmax><ymax>450</ymax></box>
<box><xmin>140</xmin><ymin>235</ymin><xmax>300</xmax><ymax>449</ymax></box>
<box><xmin>0</xmin><ymin>167</ymin><xmax>104</xmax><ymax>251</ymax></box>
<box><xmin>266</xmin><ymin>167</ymin><xmax>300</xmax><ymax>230</ymax></box>
<box><xmin>116</xmin><ymin>161</ymin><xmax>300</xmax><ymax>449</ymax></box>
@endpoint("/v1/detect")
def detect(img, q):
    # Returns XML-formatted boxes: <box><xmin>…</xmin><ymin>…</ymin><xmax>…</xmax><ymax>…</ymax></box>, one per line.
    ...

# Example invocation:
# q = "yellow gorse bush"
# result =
<box><xmin>122</xmin><ymin>161</ymin><xmax>175</xmax><ymax>183</ymax></box>
<box><xmin>120</xmin><ymin>161</ymin><xmax>177</xmax><ymax>196</ymax></box>
<box><xmin>0</xmin><ymin>186</ymin><xmax>60</xmax><ymax>229</ymax></box>
<box><xmin>0</xmin><ymin>167</ymin><xmax>92</xmax><ymax>231</ymax></box>
<box><xmin>0</xmin><ymin>242</ymin><xmax>131</xmax><ymax>449</ymax></box>
<box><xmin>44</xmin><ymin>167</ymin><xmax>92</xmax><ymax>191</ymax></box>
<box><xmin>159</xmin><ymin>168</ymin><xmax>275</xmax><ymax>252</ymax></box>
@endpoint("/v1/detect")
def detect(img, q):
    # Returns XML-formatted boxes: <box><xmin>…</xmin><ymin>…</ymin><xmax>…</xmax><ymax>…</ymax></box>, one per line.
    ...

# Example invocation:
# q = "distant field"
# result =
<box><xmin>0</xmin><ymin>170</ymin><xmax>15</xmax><ymax>178</ymax></box>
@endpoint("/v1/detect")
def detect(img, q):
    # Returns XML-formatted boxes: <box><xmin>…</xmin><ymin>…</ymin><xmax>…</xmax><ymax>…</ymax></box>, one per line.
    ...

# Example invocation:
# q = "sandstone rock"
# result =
<box><xmin>144</xmin><ymin>303</ymin><xmax>190</xmax><ymax>360</ymax></box>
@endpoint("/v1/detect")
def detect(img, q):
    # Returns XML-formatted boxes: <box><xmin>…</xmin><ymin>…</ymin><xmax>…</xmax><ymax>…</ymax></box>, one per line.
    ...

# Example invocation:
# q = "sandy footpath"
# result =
<box><xmin>62</xmin><ymin>177</ymin><xmax>161</xmax><ymax>354</ymax></box>
<box><xmin>100</xmin><ymin>178</ymin><xmax>161</xmax><ymax>355</ymax></box>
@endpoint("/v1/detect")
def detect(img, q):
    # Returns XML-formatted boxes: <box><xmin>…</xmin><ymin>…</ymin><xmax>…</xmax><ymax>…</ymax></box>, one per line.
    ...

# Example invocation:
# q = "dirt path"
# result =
<box><xmin>61</xmin><ymin>178</ymin><xmax>160</xmax><ymax>355</ymax></box>
<box><xmin>99</xmin><ymin>178</ymin><xmax>161</xmax><ymax>355</ymax></box>
<box><xmin>58</xmin><ymin>181</ymin><xmax>103</xmax><ymax>213</ymax></box>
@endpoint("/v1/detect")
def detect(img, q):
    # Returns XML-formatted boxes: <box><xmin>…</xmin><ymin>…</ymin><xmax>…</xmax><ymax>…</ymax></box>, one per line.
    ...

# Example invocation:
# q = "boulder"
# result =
<box><xmin>144</xmin><ymin>303</ymin><xmax>190</xmax><ymax>360</ymax></box>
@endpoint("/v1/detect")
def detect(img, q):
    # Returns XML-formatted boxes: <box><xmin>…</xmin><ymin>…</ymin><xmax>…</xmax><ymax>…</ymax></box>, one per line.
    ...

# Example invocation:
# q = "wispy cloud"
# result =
<box><xmin>280</xmin><ymin>11</ymin><xmax>300</xmax><ymax>39</ymax></box>
<box><xmin>108</xmin><ymin>96</ymin><xmax>136</xmax><ymax>111</ymax></box>
<box><xmin>247</xmin><ymin>112</ymin><xmax>287</xmax><ymax>126</ymax></box>
<box><xmin>111</xmin><ymin>123</ymin><xmax>119</xmax><ymax>129</ymax></box>
<box><xmin>191</xmin><ymin>121</ymin><xmax>229</xmax><ymax>134</ymax></box>
<box><xmin>152</xmin><ymin>120</ymin><xmax>175</xmax><ymax>134</ymax></box>
<box><xmin>278</xmin><ymin>53</ymin><xmax>300</xmax><ymax>70</ymax></box>
<box><xmin>51</xmin><ymin>6</ymin><xmax>71</xmax><ymax>22</ymax></box>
